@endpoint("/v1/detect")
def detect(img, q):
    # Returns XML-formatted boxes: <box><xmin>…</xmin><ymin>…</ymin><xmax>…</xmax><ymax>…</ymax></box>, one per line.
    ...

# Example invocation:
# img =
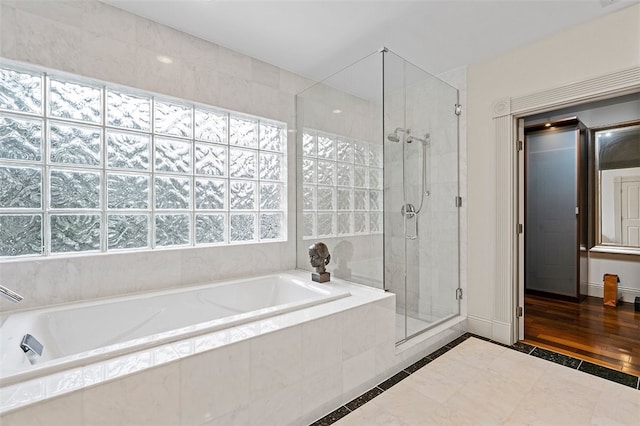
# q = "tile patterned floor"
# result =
<box><xmin>311</xmin><ymin>334</ymin><xmax>640</xmax><ymax>425</ymax></box>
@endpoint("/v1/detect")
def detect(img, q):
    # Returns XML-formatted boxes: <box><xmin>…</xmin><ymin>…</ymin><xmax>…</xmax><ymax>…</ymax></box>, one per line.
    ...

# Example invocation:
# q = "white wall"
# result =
<box><xmin>0</xmin><ymin>0</ymin><xmax>315</xmax><ymax>313</ymax></box>
<box><xmin>467</xmin><ymin>4</ymin><xmax>640</xmax><ymax>335</ymax></box>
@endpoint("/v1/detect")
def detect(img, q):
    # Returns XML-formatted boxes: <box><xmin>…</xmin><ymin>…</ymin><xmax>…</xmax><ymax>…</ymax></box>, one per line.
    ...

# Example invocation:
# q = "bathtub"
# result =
<box><xmin>0</xmin><ymin>272</ymin><xmax>350</xmax><ymax>386</ymax></box>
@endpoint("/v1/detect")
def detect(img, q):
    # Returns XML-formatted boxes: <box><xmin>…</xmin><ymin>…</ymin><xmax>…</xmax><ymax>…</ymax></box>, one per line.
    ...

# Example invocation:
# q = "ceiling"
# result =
<box><xmin>100</xmin><ymin>0</ymin><xmax>638</xmax><ymax>81</ymax></box>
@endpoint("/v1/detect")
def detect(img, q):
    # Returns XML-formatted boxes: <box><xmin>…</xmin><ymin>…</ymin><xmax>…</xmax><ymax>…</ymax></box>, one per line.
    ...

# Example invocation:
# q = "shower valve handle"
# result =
<box><xmin>402</xmin><ymin>204</ymin><xmax>418</xmax><ymax>240</ymax></box>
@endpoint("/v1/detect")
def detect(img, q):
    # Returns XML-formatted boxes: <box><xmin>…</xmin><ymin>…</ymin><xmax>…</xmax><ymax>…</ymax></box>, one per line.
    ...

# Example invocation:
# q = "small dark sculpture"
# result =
<box><xmin>309</xmin><ymin>242</ymin><xmax>331</xmax><ymax>283</ymax></box>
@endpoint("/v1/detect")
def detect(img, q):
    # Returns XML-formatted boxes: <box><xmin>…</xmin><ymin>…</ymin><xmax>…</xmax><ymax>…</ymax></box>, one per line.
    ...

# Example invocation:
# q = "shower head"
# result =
<box><xmin>387</xmin><ymin>127</ymin><xmax>407</xmax><ymax>143</ymax></box>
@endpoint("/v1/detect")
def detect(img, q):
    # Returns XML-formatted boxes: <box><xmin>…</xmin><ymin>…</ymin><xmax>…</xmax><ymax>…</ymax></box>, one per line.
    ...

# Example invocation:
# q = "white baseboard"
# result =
<box><xmin>491</xmin><ymin>320</ymin><xmax>513</xmax><ymax>346</ymax></box>
<box><xmin>587</xmin><ymin>283</ymin><xmax>640</xmax><ymax>303</ymax></box>
<box><xmin>467</xmin><ymin>315</ymin><xmax>492</xmax><ymax>338</ymax></box>
<box><xmin>467</xmin><ymin>315</ymin><xmax>514</xmax><ymax>345</ymax></box>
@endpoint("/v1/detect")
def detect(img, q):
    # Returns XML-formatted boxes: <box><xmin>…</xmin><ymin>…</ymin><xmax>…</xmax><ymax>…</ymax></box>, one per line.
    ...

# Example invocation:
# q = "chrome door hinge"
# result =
<box><xmin>455</xmin><ymin>196</ymin><xmax>462</xmax><ymax>207</ymax></box>
<box><xmin>517</xmin><ymin>140</ymin><xmax>523</xmax><ymax>151</ymax></box>
<box><xmin>516</xmin><ymin>306</ymin><xmax>523</xmax><ymax>317</ymax></box>
<box><xmin>454</xmin><ymin>104</ymin><xmax>462</xmax><ymax>115</ymax></box>
<box><xmin>456</xmin><ymin>288</ymin><xmax>463</xmax><ymax>300</ymax></box>
<box><xmin>517</xmin><ymin>224</ymin><xmax>523</xmax><ymax>234</ymax></box>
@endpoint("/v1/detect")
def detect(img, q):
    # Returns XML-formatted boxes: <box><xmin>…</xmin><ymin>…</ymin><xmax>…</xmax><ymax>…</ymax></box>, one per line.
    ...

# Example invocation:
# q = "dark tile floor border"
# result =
<box><xmin>309</xmin><ymin>332</ymin><xmax>640</xmax><ymax>426</ymax></box>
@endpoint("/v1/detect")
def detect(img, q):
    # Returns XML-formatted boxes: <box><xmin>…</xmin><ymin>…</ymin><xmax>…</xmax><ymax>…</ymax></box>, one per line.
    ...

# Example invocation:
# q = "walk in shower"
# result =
<box><xmin>296</xmin><ymin>48</ymin><xmax>460</xmax><ymax>343</ymax></box>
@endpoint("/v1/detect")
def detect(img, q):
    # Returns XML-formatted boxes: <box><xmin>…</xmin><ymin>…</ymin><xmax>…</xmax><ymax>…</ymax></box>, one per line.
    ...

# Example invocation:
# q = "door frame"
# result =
<box><xmin>490</xmin><ymin>66</ymin><xmax>640</xmax><ymax>345</ymax></box>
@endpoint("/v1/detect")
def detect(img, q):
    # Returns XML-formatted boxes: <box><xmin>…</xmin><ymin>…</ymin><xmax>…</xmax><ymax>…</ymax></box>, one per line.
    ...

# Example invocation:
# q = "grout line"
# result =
<box><xmin>528</xmin><ymin>345</ymin><xmax>536</xmax><ymax>355</ymax></box>
<box><xmin>577</xmin><ymin>360</ymin><xmax>583</xmax><ymax>370</ymax></box>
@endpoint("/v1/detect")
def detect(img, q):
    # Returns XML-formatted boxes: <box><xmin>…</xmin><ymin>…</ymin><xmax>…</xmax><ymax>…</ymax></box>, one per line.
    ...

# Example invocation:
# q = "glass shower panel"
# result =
<box><xmin>296</xmin><ymin>52</ymin><xmax>384</xmax><ymax>289</ymax></box>
<box><xmin>296</xmin><ymin>48</ymin><xmax>460</xmax><ymax>344</ymax></box>
<box><xmin>384</xmin><ymin>51</ymin><xmax>460</xmax><ymax>342</ymax></box>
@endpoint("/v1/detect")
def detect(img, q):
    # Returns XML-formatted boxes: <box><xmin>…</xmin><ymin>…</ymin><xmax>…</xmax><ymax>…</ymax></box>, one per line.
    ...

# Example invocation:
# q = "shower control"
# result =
<box><xmin>402</xmin><ymin>204</ymin><xmax>418</xmax><ymax>240</ymax></box>
<box><xmin>401</xmin><ymin>203</ymin><xmax>416</xmax><ymax>217</ymax></box>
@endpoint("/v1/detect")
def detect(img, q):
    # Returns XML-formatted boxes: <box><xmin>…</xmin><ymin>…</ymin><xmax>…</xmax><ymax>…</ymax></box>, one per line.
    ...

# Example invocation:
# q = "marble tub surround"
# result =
<box><xmin>320</xmin><ymin>336</ymin><xmax>640</xmax><ymax>426</ymax></box>
<box><xmin>0</xmin><ymin>273</ymin><xmax>397</xmax><ymax>425</ymax></box>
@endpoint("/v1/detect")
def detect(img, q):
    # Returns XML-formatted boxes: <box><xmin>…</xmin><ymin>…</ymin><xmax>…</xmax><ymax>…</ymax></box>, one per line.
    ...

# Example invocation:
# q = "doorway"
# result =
<box><xmin>516</xmin><ymin>93</ymin><xmax>640</xmax><ymax>374</ymax></box>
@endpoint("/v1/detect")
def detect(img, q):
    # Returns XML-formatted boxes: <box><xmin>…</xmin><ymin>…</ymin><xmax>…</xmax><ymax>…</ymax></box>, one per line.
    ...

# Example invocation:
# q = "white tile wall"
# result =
<box><xmin>0</xmin><ymin>0</ymin><xmax>315</xmax><ymax>314</ymax></box>
<box><xmin>180</xmin><ymin>341</ymin><xmax>251</xmax><ymax>424</ymax></box>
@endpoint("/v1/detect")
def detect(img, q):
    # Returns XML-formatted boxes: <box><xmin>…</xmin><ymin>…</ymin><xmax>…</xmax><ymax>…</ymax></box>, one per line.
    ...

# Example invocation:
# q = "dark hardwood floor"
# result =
<box><xmin>524</xmin><ymin>295</ymin><xmax>640</xmax><ymax>376</ymax></box>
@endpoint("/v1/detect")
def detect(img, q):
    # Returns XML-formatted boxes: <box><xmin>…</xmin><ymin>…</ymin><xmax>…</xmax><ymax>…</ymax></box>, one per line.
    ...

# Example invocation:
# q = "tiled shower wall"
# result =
<box><xmin>0</xmin><ymin>0</ymin><xmax>312</xmax><ymax>313</ymax></box>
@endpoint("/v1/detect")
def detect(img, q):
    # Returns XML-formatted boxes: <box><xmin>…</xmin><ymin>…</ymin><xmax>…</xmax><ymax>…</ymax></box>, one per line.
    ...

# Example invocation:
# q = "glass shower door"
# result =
<box><xmin>383</xmin><ymin>50</ymin><xmax>460</xmax><ymax>342</ymax></box>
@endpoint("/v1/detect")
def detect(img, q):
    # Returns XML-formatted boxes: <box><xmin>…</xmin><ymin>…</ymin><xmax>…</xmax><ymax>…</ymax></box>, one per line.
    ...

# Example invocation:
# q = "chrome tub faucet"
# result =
<box><xmin>0</xmin><ymin>285</ymin><xmax>23</xmax><ymax>302</ymax></box>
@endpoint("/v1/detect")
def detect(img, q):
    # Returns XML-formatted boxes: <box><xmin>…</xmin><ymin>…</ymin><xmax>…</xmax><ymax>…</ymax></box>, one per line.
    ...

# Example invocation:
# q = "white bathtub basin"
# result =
<box><xmin>0</xmin><ymin>271</ymin><xmax>350</xmax><ymax>385</ymax></box>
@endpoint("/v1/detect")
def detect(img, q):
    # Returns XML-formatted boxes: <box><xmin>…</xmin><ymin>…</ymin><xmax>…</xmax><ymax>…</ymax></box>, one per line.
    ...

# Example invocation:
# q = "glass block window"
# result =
<box><xmin>0</xmin><ymin>61</ymin><xmax>286</xmax><ymax>258</ymax></box>
<box><xmin>302</xmin><ymin>129</ymin><xmax>382</xmax><ymax>239</ymax></box>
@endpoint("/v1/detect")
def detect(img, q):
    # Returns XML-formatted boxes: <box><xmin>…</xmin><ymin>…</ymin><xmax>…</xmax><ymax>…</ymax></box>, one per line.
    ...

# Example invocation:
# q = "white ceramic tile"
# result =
<box><xmin>133</xmin><ymin>46</ymin><xmax>188</xmax><ymax>98</ymax></box>
<box><xmin>402</xmin><ymin>357</ymin><xmax>477</xmax><ymax>404</ymax></box>
<box><xmin>279</xmin><ymin>69</ymin><xmax>314</xmax><ymax>95</ymax></box>
<box><xmin>342</xmin><ymin>348</ymin><xmax>375</xmax><ymax>398</ymax></box>
<box><xmin>301</xmin><ymin>364</ymin><xmax>343</xmax><ymax>423</ymax></box>
<box><xmin>134</xmin><ymin>15</ymin><xmax>189</xmax><ymax>60</ymax></box>
<box><xmin>249</xmin><ymin>325</ymin><xmax>302</xmax><ymax>399</ymax></box>
<box><xmin>341</xmin><ymin>305</ymin><xmax>376</xmax><ymax>360</ymax></box>
<box><xmin>338</xmin><ymin>338</ymin><xmax>634</xmax><ymax>426</ymax></box>
<box><xmin>249</xmin><ymin>81</ymin><xmax>282</xmax><ymax>120</ymax></box>
<box><xmin>486</xmin><ymin>346</ymin><xmax>548</xmax><ymax>389</ymax></box>
<box><xmin>218</xmin><ymin>45</ymin><xmax>252</xmax><ymax>81</ymax></box>
<box><xmin>180</xmin><ymin>340</ymin><xmax>251</xmax><ymax>424</ymax></box>
<box><xmin>203</xmin><ymin>407</ymin><xmax>250</xmax><ymax>426</ymax></box>
<box><xmin>590</xmin><ymin>382</ymin><xmax>640</xmax><ymax>425</ymax></box>
<box><xmin>442</xmin><ymin>367</ymin><xmax>527</xmax><ymax>424</ymax></box>
<box><xmin>82</xmin><ymin>362</ymin><xmax>181</xmax><ymax>425</ymax></box>
<box><xmin>374</xmin><ymin>338</ymin><xmax>396</xmax><ymax>378</ymax></box>
<box><xmin>0</xmin><ymin>390</ymin><xmax>83</xmax><ymax>426</ymax></box>
<box><xmin>251</xmin><ymin>58</ymin><xmax>280</xmax><ymax>89</ymax></box>
<box><xmin>45</xmin><ymin>368</ymin><xmax>83</xmax><ymax>397</ymax></box>
<box><xmin>15</xmin><ymin>9</ymin><xmax>82</xmax><ymax>74</ymax></box>
<box><xmin>334</xmin><ymin>398</ymin><xmax>409</xmax><ymax>426</ymax></box>
<box><xmin>0</xmin><ymin>4</ymin><xmax>16</xmax><ymax>58</ymax></box>
<box><xmin>302</xmin><ymin>315</ymin><xmax>342</xmax><ymax>376</ymax></box>
<box><xmin>80</xmin><ymin>33</ymin><xmax>138</xmax><ymax>86</ymax></box>
<box><xmin>374</xmin><ymin>298</ymin><xmax>396</xmax><ymax>345</ymax></box>
<box><xmin>183</xmin><ymin>38</ymin><xmax>220</xmax><ymax>71</ymax></box>
<box><xmin>191</xmin><ymin>65</ymin><xmax>220</xmax><ymax>106</ymax></box>
<box><xmin>0</xmin><ymin>377</ymin><xmax>45</xmax><ymax>412</ymax></box>
<box><xmin>218</xmin><ymin>72</ymin><xmax>251</xmax><ymax>115</ymax></box>
<box><xmin>249</xmin><ymin>381</ymin><xmax>303</xmax><ymax>426</ymax></box>
<box><xmin>366</xmin><ymin>384</ymin><xmax>442</xmax><ymax>425</ymax></box>
<box><xmin>82</xmin><ymin>1</ymin><xmax>136</xmax><ymax>42</ymax></box>
<box><xmin>441</xmin><ymin>334</ymin><xmax>506</xmax><ymax>369</ymax></box>
<box><xmin>13</xmin><ymin>0</ymin><xmax>84</xmax><ymax>26</ymax></box>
